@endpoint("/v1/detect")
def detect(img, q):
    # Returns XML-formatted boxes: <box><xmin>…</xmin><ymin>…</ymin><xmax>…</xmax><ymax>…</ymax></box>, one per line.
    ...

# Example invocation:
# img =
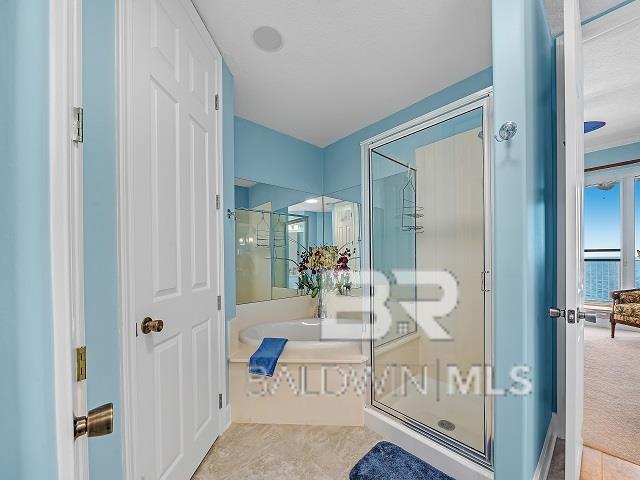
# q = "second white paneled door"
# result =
<box><xmin>131</xmin><ymin>0</ymin><xmax>221</xmax><ymax>478</ymax></box>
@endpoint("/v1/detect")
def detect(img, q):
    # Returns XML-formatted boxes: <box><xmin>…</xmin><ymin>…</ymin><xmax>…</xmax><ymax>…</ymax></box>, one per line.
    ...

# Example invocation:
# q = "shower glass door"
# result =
<box><xmin>368</xmin><ymin>99</ymin><xmax>492</xmax><ymax>467</ymax></box>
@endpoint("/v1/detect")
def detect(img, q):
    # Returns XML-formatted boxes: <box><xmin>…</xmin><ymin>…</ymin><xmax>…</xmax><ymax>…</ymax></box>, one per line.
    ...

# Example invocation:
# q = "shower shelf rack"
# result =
<box><xmin>401</xmin><ymin>173</ymin><xmax>424</xmax><ymax>233</ymax></box>
<box><xmin>256</xmin><ymin>211</ymin><xmax>270</xmax><ymax>247</ymax></box>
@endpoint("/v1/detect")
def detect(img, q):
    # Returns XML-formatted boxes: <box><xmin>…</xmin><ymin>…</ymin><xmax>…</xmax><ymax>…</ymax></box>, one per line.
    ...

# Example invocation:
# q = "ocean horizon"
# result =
<box><xmin>584</xmin><ymin>258</ymin><xmax>640</xmax><ymax>303</ymax></box>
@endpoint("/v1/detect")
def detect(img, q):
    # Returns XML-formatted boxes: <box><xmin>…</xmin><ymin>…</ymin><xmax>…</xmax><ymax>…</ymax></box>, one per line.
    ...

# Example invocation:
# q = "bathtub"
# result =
<box><xmin>239</xmin><ymin>319</ymin><xmax>362</xmax><ymax>356</ymax></box>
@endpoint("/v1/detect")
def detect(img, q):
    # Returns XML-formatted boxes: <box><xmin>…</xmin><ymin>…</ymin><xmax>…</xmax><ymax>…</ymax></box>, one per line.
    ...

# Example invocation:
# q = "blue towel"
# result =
<box><xmin>248</xmin><ymin>337</ymin><xmax>288</xmax><ymax>377</ymax></box>
<box><xmin>350</xmin><ymin>442</ymin><xmax>454</xmax><ymax>480</ymax></box>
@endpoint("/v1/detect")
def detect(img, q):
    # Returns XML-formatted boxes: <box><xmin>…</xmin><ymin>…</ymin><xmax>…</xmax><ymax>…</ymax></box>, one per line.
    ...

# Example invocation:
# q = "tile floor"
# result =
<box><xmin>192</xmin><ymin>423</ymin><xmax>383</xmax><ymax>480</ymax></box>
<box><xmin>549</xmin><ymin>440</ymin><xmax>640</xmax><ymax>480</ymax></box>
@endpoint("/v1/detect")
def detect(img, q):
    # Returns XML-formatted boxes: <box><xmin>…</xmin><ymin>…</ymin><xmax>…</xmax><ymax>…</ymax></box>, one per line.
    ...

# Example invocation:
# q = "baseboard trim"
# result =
<box><xmin>533</xmin><ymin>413</ymin><xmax>558</xmax><ymax>480</ymax></box>
<box><xmin>221</xmin><ymin>403</ymin><xmax>231</xmax><ymax>434</ymax></box>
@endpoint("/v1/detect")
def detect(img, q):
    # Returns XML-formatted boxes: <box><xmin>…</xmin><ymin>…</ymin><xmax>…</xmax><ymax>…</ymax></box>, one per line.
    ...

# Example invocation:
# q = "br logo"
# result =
<box><xmin>321</xmin><ymin>270</ymin><xmax>459</xmax><ymax>341</ymax></box>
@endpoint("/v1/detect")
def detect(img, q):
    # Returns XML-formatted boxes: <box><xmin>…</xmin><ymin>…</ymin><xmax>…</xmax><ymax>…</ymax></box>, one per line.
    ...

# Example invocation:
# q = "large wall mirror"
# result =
<box><xmin>234</xmin><ymin>177</ymin><xmax>361</xmax><ymax>305</ymax></box>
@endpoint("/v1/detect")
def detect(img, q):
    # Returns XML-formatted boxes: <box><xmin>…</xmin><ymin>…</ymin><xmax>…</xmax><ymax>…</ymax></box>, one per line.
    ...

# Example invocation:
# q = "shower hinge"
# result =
<box><xmin>481</xmin><ymin>271</ymin><xmax>491</xmax><ymax>292</ymax></box>
<box><xmin>217</xmin><ymin>295</ymin><xmax>222</xmax><ymax>311</ymax></box>
<box><xmin>218</xmin><ymin>393</ymin><xmax>223</xmax><ymax>409</ymax></box>
<box><xmin>216</xmin><ymin>194</ymin><xmax>220</xmax><ymax>210</ymax></box>
<box><xmin>214</xmin><ymin>94</ymin><xmax>220</xmax><ymax>111</ymax></box>
<box><xmin>72</xmin><ymin>106</ymin><xmax>83</xmax><ymax>143</ymax></box>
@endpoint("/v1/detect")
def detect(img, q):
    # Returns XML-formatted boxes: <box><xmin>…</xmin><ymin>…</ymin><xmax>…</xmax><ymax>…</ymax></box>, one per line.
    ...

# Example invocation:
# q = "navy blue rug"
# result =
<box><xmin>349</xmin><ymin>441</ymin><xmax>454</xmax><ymax>480</ymax></box>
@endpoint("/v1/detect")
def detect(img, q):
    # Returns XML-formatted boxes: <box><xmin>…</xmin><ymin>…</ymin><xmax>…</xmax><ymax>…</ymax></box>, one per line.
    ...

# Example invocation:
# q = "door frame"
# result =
<box><xmin>50</xmin><ymin>0</ymin><xmax>87</xmax><ymax>478</ymax></box>
<box><xmin>555</xmin><ymin>0</ymin><xmax>640</xmax><ymax>442</ymax></box>
<box><xmin>116</xmin><ymin>0</ymin><xmax>228</xmax><ymax>478</ymax></box>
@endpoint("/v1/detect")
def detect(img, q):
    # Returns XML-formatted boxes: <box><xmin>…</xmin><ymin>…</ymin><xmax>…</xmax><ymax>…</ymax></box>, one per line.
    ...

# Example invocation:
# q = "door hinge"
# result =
<box><xmin>218</xmin><ymin>393</ymin><xmax>223</xmax><ymax>409</ymax></box>
<box><xmin>216</xmin><ymin>194</ymin><xmax>220</xmax><ymax>210</ymax></box>
<box><xmin>214</xmin><ymin>94</ymin><xmax>220</xmax><ymax>111</ymax></box>
<box><xmin>72</xmin><ymin>106</ymin><xmax>84</xmax><ymax>143</ymax></box>
<box><xmin>76</xmin><ymin>346</ymin><xmax>87</xmax><ymax>382</ymax></box>
<box><xmin>217</xmin><ymin>295</ymin><xmax>222</xmax><ymax>311</ymax></box>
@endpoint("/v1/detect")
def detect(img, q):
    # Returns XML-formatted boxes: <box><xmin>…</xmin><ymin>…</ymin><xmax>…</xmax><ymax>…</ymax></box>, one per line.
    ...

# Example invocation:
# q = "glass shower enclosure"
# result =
<box><xmin>363</xmin><ymin>91</ymin><xmax>493</xmax><ymax>468</ymax></box>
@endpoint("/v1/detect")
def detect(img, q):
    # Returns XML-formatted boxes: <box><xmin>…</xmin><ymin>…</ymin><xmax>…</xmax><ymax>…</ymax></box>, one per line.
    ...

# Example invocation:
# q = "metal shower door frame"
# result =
<box><xmin>360</xmin><ymin>87</ymin><xmax>494</xmax><ymax>470</ymax></box>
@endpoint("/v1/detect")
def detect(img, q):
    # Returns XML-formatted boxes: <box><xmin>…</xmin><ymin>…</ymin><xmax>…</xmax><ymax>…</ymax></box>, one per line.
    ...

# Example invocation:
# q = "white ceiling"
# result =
<box><xmin>193</xmin><ymin>0</ymin><xmax>492</xmax><ymax>147</ymax></box>
<box><xmin>544</xmin><ymin>0</ymin><xmax>631</xmax><ymax>36</ymax></box>
<box><xmin>583</xmin><ymin>10</ymin><xmax>640</xmax><ymax>152</ymax></box>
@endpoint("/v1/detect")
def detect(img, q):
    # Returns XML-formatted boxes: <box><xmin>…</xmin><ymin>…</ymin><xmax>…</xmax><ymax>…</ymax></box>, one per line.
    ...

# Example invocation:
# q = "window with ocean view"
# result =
<box><xmin>584</xmin><ymin>182</ymin><xmax>621</xmax><ymax>304</ymax></box>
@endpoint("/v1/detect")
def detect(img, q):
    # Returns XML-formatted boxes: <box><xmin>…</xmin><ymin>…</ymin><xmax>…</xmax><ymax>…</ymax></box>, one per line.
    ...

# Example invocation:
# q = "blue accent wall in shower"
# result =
<box><xmin>492</xmin><ymin>0</ymin><xmax>555</xmax><ymax>478</ymax></box>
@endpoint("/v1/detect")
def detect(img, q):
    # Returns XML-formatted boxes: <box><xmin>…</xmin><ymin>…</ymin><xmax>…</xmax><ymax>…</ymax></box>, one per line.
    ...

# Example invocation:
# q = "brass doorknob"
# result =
<box><xmin>74</xmin><ymin>403</ymin><xmax>114</xmax><ymax>439</ymax></box>
<box><xmin>141</xmin><ymin>317</ymin><xmax>164</xmax><ymax>334</ymax></box>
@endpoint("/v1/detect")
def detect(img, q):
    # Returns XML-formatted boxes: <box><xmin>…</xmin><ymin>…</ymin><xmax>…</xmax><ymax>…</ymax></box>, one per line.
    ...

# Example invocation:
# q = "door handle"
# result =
<box><xmin>578</xmin><ymin>310</ymin><xmax>597</xmax><ymax>323</ymax></box>
<box><xmin>549</xmin><ymin>307</ymin><xmax>565</xmax><ymax>318</ymax></box>
<box><xmin>141</xmin><ymin>317</ymin><xmax>164</xmax><ymax>334</ymax></box>
<box><xmin>550</xmin><ymin>307</ymin><xmax>576</xmax><ymax>323</ymax></box>
<box><xmin>550</xmin><ymin>307</ymin><xmax>596</xmax><ymax>323</ymax></box>
<box><xmin>74</xmin><ymin>403</ymin><xmax>113</xmax><ymax>439</ymax></box>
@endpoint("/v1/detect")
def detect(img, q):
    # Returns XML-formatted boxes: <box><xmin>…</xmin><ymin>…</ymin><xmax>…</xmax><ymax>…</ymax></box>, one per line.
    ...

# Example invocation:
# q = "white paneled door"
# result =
<box><xmin>562</xmin><ymin>0</ymin><xmax>585</xmax><ymax>478</ymax></box>
<box><xmin>131</xmin><ymin>0</ymin><xmax>221</xmax><ymax>478</ymax></box>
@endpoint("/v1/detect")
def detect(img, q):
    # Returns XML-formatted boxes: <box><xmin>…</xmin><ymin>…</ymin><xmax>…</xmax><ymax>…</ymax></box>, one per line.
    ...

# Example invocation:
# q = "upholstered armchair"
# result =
<box><xmin>610</xmin><ymin>289</ymin><xmax>640</xmax><ymax>338</ymax></box>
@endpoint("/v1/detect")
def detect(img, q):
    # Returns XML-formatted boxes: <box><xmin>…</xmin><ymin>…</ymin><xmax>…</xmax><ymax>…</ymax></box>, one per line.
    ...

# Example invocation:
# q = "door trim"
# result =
<box><xmin>116</xmin><ymin>1</ymin><xmax>228</xmax><ymax>477</ymax></box>
<box><xmin>555</xmin><ymin>33</ymin><xmax>567</xmax><ymax>440</ymax></box>
<box><xmin>50</xmin><ymin>0</ymin><xmax>86</xmax><ymax>478</ymax></box>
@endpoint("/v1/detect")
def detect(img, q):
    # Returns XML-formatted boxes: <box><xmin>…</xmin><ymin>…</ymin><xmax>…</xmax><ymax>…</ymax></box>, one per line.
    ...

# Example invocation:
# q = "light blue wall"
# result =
<box><xmin>374</xmin><ymin>107</ymin><xmax>483</xmax><ymax>167</ymax></box>
<box><xmin>223</xmin><ymin>63</ymin><xmax>236</xmax><ymax>322</ymax></box>
<box><xmin>235</xmin><ymin>185</ymin><xmax>249</xmax><ymax>209</ymax></box>
<box><xmin>0</xmin><ymin>0</ymin><xmax>58</xmax><ymax>478</ymax></box>
<box><xmin>323</xmin><ymin>68</ymin><xmax>493</xmax><ymax>194</ymax></box>
<box><xmin>83</xmin><ymin>0</ymin><xmax>122</xmax><ymax>478</ymax></box>
<box><xmin>235</xmin><ymin>117</ymin><xmax>324</xmax><ymax>195</ymax></box>
<box><xmin>585</xmin><ymin>141</ymin><xmax>640</xmax><ymax>170</ymax></box>
<box><xmin>0</xmin><ymin>2</ymin><xmax>19</xmax><ymax>476</ymax></box>
<box><xmin>492</xmin><ymin>0</ymin><xmax>555</xmax><ymax>478</ymax></box>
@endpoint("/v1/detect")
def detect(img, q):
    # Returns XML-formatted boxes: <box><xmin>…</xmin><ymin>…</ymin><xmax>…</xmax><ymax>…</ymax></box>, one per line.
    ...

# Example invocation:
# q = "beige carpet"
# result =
<box><xmin>584</xmin><ymin>326</ymin><xmax>640</xmax><ymax>465</ymax></box>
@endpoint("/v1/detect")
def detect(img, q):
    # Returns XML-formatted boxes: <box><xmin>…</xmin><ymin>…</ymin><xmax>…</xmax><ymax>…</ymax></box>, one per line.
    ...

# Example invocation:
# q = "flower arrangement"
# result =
<box><xmin>296</xmin><ymin>245</ymin><xmax>354</xmax><ymax>299</ymax></box>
